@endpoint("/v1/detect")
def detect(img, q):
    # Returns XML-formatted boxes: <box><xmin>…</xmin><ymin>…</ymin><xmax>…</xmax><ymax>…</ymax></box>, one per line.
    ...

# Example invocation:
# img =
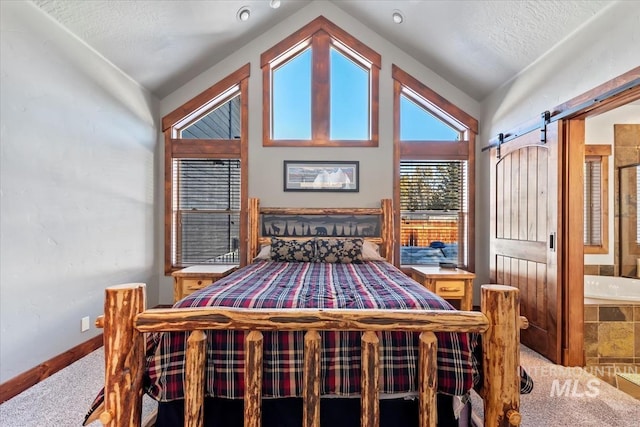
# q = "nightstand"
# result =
<box><xmin>171</xmin><ymin>264</ymin><xmax>238</xmax><ymax>303</ymax></box>
<box><xmin>410</xmin><ymin>266</ymin><xmax>475</xmax><ymax>311</ymax></box>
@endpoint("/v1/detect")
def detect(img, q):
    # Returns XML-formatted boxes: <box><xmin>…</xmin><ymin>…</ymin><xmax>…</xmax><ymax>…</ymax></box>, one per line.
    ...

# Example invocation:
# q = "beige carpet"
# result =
<box><xmin>0</xmin><ymin>349</ymin><xmax>155</xmax><ymax>426</ymax></box>
<box><xmin>472</xmin><ymin>345</ymin><xmax>640</xmax><ymax>427</ymax></box>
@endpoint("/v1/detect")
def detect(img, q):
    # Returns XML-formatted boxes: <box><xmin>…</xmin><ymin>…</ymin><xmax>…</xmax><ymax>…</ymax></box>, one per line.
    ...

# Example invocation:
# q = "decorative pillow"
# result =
<box><xmin>362</xmin><ymin>240</ymin><xmax>385</xmax><ymax>261</ymax></box>
<box><xmin>270</xmin><ymin>237</ymin><xmax>315</xmax><ymax>262</ymax></box>
<box><xmin>253</xmin><ymin>245</ymin><xmax>271</xmax><ymax>261</ymax></box>
<box><xmin>315</xmin><ymin>238</ymin><xmax>364</xmax><ymax>263</ymax></box>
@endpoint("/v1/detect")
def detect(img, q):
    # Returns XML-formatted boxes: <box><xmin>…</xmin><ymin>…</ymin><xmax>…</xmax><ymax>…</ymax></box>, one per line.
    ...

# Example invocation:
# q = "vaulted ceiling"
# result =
<box><xmin>31</xmin><ymin>0</ymin><xmax>615</xmax><ymax>101</ymax></box>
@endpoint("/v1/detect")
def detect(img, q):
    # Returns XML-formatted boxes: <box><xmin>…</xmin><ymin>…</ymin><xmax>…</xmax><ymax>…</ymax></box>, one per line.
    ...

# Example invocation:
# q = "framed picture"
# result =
<box><xmin>284</xmin><ymin>160</ymin><xmax>359</xmax><ymax>192</ymax></box>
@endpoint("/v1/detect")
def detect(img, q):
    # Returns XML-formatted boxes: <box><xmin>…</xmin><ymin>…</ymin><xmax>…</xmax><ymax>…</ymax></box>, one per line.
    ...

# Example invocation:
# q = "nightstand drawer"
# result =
<box><xmin>434</xmin><ymin>280</ymin><xmax>465</xmax><ymax>297</ymax></box>
<box><xmin>172</xmin><ymin>264</ymin><xmax>238</xmax><ymax>303</ymax></box>
<box><xmin>182</xmin><ymin>278</ymin><xmax>214</xmax><ymax>292</ymax></box>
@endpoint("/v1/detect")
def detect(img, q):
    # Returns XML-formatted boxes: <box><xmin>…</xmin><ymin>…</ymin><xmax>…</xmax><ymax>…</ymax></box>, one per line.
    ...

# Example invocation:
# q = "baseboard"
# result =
<box><xmin>0</xmin><ymin>333</ymin><xmax>103</xmax><ymax>404</ymax></box>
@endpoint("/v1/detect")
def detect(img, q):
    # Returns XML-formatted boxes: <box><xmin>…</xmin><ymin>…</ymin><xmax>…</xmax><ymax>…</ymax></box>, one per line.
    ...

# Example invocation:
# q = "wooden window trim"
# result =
<box><xmin>392</xmin><ymin>65</ymin><xmax>476</xmax><ymax>271</ymax></box>
<box><xmin>261</xmin><ymin>16</ymin><xmax>380</xmax><ymax>147</ymax></box>
<box><xmin>392</xmin><ymin>65</ymin><xmax>478</xmax><ymax>135</ymax></box>
<box><xmin>162</xmin><ymin>64</ymin><xmax>250</xmax><ymax>132</ymax></box>
<box><xmin>584</xmin><ymin>144</ymin><xmax>611</xmax><ymax>254</ymax></box>
<box><xmin>163</xmin><ymin>66</ymin><xmax>250</xmax><ymax>275</ymax></box>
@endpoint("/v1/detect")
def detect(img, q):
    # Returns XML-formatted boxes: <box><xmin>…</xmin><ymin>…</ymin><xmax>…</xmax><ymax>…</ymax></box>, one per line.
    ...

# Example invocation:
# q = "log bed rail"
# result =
<box><xmin>96</xmin><ymin>283</ymin><xmax>523</xmax><ymax>427</ymax></box>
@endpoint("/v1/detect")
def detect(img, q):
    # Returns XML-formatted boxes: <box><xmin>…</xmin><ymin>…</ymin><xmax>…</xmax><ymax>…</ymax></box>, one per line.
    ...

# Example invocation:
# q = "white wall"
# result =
<box><xmin>157</xmin><ymin>0</ymin><xmax>481</xmax><ymax>304</ymax></box>
<box><xmin>477</xmin><ymin>1</ymin><xmax>640</xmax><ymax>301</ymax></box>
<box><xmin>0</xmin><ymin>2</ymin><xmax>159</xmax><ymax>382</ymax></box>
<box><xmin>585</xmin><ymin>104</ymin><xmax>640</xmax><ymax>266</ymax></box>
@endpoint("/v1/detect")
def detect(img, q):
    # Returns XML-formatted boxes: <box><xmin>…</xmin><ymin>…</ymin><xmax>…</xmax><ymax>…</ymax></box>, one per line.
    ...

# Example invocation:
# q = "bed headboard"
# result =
<box><xmin>247</xmin><ymin>198</ymin><xmax>394</xmax><ymax>264</ymax></box>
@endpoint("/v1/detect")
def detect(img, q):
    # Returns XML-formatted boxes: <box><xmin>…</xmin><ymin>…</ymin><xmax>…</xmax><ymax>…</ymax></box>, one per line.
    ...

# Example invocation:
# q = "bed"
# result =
<box><xmin>86</xmin><ymin>199</ymin><xmax>529</xmax><ymax>427</ymax></box>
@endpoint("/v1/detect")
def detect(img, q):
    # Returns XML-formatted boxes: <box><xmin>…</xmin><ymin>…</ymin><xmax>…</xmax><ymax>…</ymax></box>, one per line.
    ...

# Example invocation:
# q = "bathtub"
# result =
<box><xmin>584</xmin><ymin>275</ymin><xmax>640</xmax><ymax>304</ymax></box>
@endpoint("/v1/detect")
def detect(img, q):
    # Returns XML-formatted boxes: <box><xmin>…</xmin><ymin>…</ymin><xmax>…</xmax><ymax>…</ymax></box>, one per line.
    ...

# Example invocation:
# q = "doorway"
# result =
<box><xmin>489</xmin><ymin>67</ymin><xmax>640</xmax><ymax>366</ymax></box>
<box><xmin>559</xmin><ymin>75</ymin><xmax>640</xmax><ymax>366</ymax></box>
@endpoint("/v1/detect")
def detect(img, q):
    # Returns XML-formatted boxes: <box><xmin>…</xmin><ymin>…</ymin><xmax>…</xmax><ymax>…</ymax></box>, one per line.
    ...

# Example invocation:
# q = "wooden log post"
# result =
<box><xmin>185</xmin><ymin>330</ymin><xmax>207</xmax><ymax>427</ymax></box>
<box><xmin>418</xmin><ymin>332</ymin><xmax>437</xmax><ymax>427</ymax></box>
<box><xmin>303</xmin><ymin>331</ymin><xmax>321</xmax><ymax>427</ymax></box>
<box><xmin>247</xmin><ymin>198</ymin><xmax>260</xmax><ymax>264</ymax></box>
<box><xmin>100</xmin><ymin>283</ymin><xmax>146</xmax><ymax>427</ymax></box>
<box><xmin>481</xmin><ymin>285</ymin><xmax>522</xmax><ymax>427</ymax></box>
<box><xmin>361</xmin><ymin>331</ymin><xmax>380</xmax><ymax>427</ymax></box>
<box><xmin>381</xmin><ymin>198</ymin><xmax>394</xmax><ymax>261</ymax></box>
<box><xmin>244</xmin><ymin>331</ymin><xmax>263</xmax><ymax>427</ymax></box>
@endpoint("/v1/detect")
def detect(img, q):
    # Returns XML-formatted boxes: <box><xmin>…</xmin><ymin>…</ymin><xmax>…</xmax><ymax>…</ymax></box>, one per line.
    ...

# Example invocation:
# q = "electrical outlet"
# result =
<box><xmin>81</xmin><ymin>316</ymin><xmax>90</xmax><ymax>332</ymax></box>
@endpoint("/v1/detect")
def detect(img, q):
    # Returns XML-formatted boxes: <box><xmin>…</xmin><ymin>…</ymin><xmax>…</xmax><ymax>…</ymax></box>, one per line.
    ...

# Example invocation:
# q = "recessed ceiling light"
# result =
<box><xmin>270</xmin><ymin>0</ymin><xmax>281</xmax><ymax>8</ymax></box>
<box><xmin>392</xmin><ymin>10</ymin><xmax>404</xmax><ymax>24</ymax></box>
<box><xmin>237</xmin><ymin>6</ymin><xmax>251</xmax><ymax>22</ymax></box>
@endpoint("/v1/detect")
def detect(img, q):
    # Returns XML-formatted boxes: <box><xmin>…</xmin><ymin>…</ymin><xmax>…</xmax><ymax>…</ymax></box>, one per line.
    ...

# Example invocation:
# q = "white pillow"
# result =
<box><xmin>253</xmin><ymin>245</ymin><xmax>271</xmax><ymax>260</ymax></box>
<box><xmin>362</xmin><ymin>240</ymin><xmax>385</xmax><ymax>261</ymax></box>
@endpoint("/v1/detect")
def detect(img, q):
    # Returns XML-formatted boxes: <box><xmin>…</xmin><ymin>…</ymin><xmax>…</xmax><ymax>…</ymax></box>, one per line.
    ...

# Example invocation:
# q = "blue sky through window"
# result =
<box><xmin>400</xmin><ymin>95</ymin><xmax>459</xmax><ymax>141</ymax></box>
<box><xmin>272</xmin><ymin>47</ymin><xmax>458</xmax><ymax>141</ymax></box>
<box><xmin>330</xmin><ymin>48</ymin><xmax>369</xmax><ymax>140</ymax></box>
<box><xmin>273</xmin><ymin>48</ymin><xmax>312</xmax><ymax>139</ymax></box>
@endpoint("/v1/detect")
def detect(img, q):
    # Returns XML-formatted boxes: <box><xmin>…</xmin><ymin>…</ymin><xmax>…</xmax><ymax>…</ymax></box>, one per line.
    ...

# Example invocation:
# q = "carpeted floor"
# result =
<box><xmin>0</xmin><ymin>349</ymin><xmax>155</xmax><ymax>427</ymax></box>
<box><xmin>471</xmin><ymin>346</ymin><xmax>640</xmax><ymax>426</ymax></box>
<box><xmin>0</xmin><ymin>345</ymin><xmax>638</xmax><ymax>426</ymax></box>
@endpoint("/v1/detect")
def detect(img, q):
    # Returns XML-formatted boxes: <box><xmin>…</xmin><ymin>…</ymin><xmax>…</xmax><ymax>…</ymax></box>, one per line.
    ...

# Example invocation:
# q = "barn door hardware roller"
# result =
<box><xmin>540</xmin><ymin>111</ymin><xmax>551</xmax><ymax>144</ymax></box>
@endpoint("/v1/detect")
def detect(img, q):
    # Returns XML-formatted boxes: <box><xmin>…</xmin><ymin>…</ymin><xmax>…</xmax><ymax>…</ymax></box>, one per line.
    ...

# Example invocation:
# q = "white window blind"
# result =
<box><xmin>172</xmin><ymin>159</ymin><xmax>241</xmax><ymax>266</ymax></box>
<box><xmin>584</xmin><ymin>157</ymin><xmax>602</xmax><ymax>245</ymax></box>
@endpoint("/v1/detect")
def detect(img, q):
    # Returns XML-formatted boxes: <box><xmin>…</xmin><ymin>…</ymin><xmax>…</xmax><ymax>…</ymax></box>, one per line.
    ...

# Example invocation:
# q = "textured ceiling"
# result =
<box><xmin>31</xmin><ymin>0</ymin><xmax>615</xmax><ymax>100</ymax></box>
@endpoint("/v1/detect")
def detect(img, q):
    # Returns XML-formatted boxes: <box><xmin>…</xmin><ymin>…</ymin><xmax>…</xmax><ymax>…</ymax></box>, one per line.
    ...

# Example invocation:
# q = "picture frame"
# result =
<box><xmin>283</xmin><ymin>160</ymin><xmax>359</xmax><ymax>192</ymax></box>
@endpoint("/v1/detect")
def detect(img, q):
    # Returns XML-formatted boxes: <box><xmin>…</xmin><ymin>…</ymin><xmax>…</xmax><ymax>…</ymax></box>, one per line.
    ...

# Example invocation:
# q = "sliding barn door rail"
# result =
<box><xmin>481</xmin><ymin>76</ymin><xmax>640</xmax><ymax>156</ymax></box>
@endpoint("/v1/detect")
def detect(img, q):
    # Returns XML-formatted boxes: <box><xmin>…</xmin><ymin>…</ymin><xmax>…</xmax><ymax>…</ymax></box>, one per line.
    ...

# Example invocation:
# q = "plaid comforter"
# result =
<box><xmin>145</xmin><ymin>260</ymin><xmax>475</xmax><ymax>401</ymax></box>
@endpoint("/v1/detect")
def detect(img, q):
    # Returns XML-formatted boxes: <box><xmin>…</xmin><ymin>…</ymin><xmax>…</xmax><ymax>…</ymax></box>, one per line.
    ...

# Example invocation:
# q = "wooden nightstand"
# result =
<box><xmin>171</xmin><ymin>264</ymin><xmax>238</xmax><ymax>303</ymax></box>
<box><xmin>410</xmin><ymin>266</ymin><xmax>475</xmax><ymax>311</ymax></box>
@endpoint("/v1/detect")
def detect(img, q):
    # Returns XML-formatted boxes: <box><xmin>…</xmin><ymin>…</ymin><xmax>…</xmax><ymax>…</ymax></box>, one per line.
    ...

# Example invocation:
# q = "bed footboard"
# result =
<box><xmin>96</xmin><ymin>284</ymin><xmax>522</xmax><ymax>427</ymax></box>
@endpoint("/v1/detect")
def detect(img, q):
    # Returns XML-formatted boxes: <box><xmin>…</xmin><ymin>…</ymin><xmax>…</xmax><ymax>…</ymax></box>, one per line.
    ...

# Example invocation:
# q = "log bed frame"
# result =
<box><xmin>94</xmin><ymin>199</ymin><xmax>524</xmax><ymax>427</ymax></box>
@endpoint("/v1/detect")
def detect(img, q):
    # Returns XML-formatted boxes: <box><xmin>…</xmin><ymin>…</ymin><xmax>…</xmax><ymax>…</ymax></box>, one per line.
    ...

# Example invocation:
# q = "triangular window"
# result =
<box><xmin>400</xmin><ymin>94</ymin><xmax>460</xmax><ymax>141</ymax></box>
<box><xmin>180</xmin><ymin>94</ymin><xmax>241</xmax><ymax>139</ymax></box>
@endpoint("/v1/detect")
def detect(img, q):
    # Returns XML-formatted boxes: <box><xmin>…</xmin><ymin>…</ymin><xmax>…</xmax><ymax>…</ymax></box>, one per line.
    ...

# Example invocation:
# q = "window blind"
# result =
<box><xmin>584</xmin><ymin>158</ymin><xmax>602</xmax><ymax>245</ymax></box>
<box><xmin>399</xmin><ymin>160</ymin><xmax>467</xmax><ymax>266</ymax></box>
<box><xmin>173</xmin><ymin>159</ymin><xmax>241</xmax><ymax>265</ymax></box>
<box><xmin>400</xmin><ymin>161</ymin><xmax>463</xmax><ymax>211</ymax></box>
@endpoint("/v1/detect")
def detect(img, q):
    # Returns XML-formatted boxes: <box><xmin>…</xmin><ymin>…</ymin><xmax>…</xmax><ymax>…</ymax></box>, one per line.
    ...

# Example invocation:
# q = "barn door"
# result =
<box><xmin>490</xmin><ymin>122</ymin><xmax>562</xmax><ymax>363</ymax></box>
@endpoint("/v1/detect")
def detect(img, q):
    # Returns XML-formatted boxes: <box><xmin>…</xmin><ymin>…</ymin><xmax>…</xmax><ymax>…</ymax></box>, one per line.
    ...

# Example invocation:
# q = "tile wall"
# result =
<box><xmin>584</xmin><ymin>304</ymin><xmax>640</xmax><ymax>386</ymax></box>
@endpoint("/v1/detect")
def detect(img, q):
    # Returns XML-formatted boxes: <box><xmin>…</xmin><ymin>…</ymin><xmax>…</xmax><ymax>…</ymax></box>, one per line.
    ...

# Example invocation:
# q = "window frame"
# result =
<box><xmin>392</xmin><ymin>65</ymin><xmax>477</xmax><ymax>270</ymax></box>
<box><xmin>260</xmin><ymin>16</ymin><xmax>380</xmax><ymax>147</ymax></box>
<box><xmin>162</xmin><ymin>64</ymin><xmax>250</xmax><ymax>274</ymax></box>
<box><xmin>584</xmin><ymin>145</ymin><xmax>611</xmax><ymax>254</ymax></box>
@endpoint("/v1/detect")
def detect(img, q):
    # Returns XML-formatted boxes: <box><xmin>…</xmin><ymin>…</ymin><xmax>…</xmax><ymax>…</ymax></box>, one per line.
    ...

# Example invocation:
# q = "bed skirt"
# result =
<box><xmin>155</xmin><ymin>393</ymin><xmax>471</xmax><ymax>427</ymax></box>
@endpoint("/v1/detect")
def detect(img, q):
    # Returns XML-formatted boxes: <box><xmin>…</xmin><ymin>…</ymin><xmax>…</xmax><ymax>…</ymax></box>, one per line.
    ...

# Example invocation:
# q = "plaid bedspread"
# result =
<box><xmin>145</xmin><ymin>260</ymin><xmax>475</xmax><ymax>401</ymax></box>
